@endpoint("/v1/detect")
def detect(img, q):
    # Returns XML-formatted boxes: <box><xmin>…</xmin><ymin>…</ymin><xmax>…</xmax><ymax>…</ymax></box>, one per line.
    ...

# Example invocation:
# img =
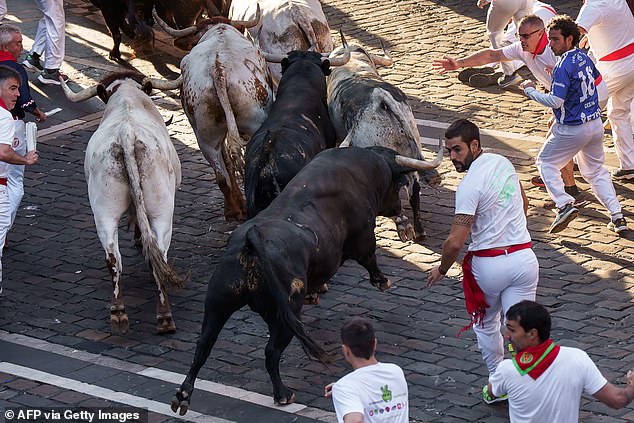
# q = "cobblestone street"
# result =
<box><xmin>1</xmin><ymin>0</ymin><xmax>633</xmax><ymax>422</ymax></box>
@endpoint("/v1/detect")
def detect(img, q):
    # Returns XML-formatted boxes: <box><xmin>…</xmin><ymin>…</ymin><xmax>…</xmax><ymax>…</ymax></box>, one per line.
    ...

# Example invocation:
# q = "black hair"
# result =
<box><xmin>0</xmin><ymin>65</ymin><xmax>22</xmax><ymax>86</ymax></box>
<box><xmin>548</xmin><ymin>15</ymin><xmax>581</xmax><ymax>47</ymax></box>
<box><xmin>341</xmin><ymin>317</ymin><xmax>375</xmax><ymax>360</ymax></box>
<box><xmin>506</xmin><ymin>300</ymin><xmax>551</xmax><ymax>343</ymax></box>
<box><xmin>444</xmin><ymin>118</ymin><xmax>481</xmax><ymax>149</ymax></box>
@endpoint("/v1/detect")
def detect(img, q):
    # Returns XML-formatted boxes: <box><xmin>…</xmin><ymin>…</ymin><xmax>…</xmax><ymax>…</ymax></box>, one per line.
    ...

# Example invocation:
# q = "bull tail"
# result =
<box><xmin>372</xmin><ymin>89</ymin><xmax>422</xmax><ymax>158</ymax></box>
<box><xmin>291</xmin><ymin>8</ymin><xmax>321</xmax><ymax>51</ymax></box>
<box><xmin>120</xmin><ymin>122</ymin><xmax>185</xmax><ymax>291</ymax></box>
<box><xmin>244</xmin><ymin>226</ymin><xmax>331</xmax><ymax>363</ymax></box>
<box><xmin>213</xmin><ymin>63</ymin><xmax>244</xmax><ymax>175</ymax></box>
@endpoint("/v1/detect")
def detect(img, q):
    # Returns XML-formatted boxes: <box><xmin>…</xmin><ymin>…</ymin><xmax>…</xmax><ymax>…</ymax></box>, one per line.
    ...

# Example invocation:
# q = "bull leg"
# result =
<box><xmin>104</xmin><ymin>242</ymin><xmax>128</xmax><ymax>334</ymax></box>
<box><xmin>149</xmin><ymin>211</ymin><xmax>178</xmax><ymax>334</ymax></box>
<box><xmin>410</xmin><ymin>179</ymin><xmax>426</xmax><ymax>241</ymax></box>
<box><xmin>197</xmin><ymin>137</ymin><xmax>246</xmax><ymax>222</ymax></box>
<box><xmin>352</xmin><ymin>231</ymin><xmax>392</xmax><ymax>291</ymax></box>
<box><xmin>263</xmin><ymin>317</ymin><xmax>297</xmax><ymax>405</ymax></box>
<box><xmin>171</xmin><ymin>296</ymin><xmax>239</xmax><ymax>416</ymax></box>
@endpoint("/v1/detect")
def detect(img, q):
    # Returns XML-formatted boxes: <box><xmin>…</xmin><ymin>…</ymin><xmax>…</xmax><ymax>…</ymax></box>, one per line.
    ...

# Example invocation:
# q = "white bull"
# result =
<box><xmin>229</xmin><ymin>0</ymin><xmax>334</xmax><ymax>87</ymax></box>
<box><xmin>154</xmin><ymin>11</ymin><xmax>274</xmax><ymax>221</ymax></box>
<box><xmin>61</xmin><ymin>72</ymin><xmax>185</xmax><ymax>335</ymax></box>
<box><xmin>327</xmin><ymin>43</ymin><xmax>442</xmax><ymax>241</ymax></box>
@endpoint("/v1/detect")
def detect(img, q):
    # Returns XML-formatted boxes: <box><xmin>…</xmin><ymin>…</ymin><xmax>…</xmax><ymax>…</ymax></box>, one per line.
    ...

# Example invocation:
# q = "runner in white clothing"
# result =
<box><xmin>325</xmin><ymin>318</ymin><xmax>408</xmax><ymax>423</ymax></box>
<box><xmin>488</xmin><ymin>300</ymin><xmax>634</xmax><ymax>423</ymax></box>
<box><xmin>576</xmin><ymin>0</ymin><xmax>634</xmax><ymax>180</ymax></box>
<box><xmin>433</xmin><ymin>14</ymin><xmax>605</xmax><ymax>206</ymax></box>
<box><xmin>426</xmin><ymin>119</ymin><xmax>539</xmax><ymax>405</ymax></box>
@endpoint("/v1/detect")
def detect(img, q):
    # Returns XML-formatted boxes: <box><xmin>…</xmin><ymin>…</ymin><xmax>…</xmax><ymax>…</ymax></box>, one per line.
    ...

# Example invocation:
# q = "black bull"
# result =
<box><xmin>244</xmin><ymin>50</ymin><xmax>337</xmax><ymax>218</ymax></box>
<box><xmin>171</xmin><ymin>146</ymin><xmax>417</xmax><ymax>413</ymax></box>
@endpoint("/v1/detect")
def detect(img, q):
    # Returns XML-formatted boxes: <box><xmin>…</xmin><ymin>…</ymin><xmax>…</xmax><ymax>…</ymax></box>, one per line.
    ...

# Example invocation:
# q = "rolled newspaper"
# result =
<box><xmin>26</xmin><ymin>121</ymin><xmax>37</xmax><ymax>152</ymax></box>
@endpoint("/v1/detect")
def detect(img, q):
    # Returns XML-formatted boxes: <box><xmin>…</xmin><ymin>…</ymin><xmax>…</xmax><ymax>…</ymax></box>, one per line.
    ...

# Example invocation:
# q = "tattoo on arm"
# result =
<box><xmin>454</xmin><ymin>214</ymin><xmax>474</xmax><ymax>228</ymax></box>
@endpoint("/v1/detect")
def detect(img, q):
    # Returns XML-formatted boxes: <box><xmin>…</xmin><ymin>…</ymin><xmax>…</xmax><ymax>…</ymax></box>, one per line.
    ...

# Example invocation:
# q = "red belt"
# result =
<box><xmin>0</xmin><ymin>178</ymin><xmax>6</xmax><ymax>186</ymax></box>
<box><xmin>600</xmin><ymin>42</ymin><xmax>634</xmax><ymax>61</ymax></box>
<box><xmin>457</xmin><ymin>241</ymin><xmax>532</xmax><ymax>337</ymax></box>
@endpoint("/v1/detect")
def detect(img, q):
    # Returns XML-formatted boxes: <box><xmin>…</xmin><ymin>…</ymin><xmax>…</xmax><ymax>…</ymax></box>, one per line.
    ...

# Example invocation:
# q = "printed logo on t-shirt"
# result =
<box><xmin>367</xmin><ymin>401</ymin><xmax>407</xmax><ymax>417</ymax></box>
<box><xmin>12</xmin><ymin>137</ymin><xmax>19</xmax><ymax>148</ymax></box>
<box><xmin>380</xmin><ymin>385</ymin><xmax>392</xmax><ymax>402</ymax></box>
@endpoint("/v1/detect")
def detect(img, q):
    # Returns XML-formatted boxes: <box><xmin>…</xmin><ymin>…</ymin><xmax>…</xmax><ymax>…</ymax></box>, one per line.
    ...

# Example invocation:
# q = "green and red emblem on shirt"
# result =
<box><xmin>513</xmin><ymin>339</ymin><xmax>560</xmax><ymax>380</ymax></box>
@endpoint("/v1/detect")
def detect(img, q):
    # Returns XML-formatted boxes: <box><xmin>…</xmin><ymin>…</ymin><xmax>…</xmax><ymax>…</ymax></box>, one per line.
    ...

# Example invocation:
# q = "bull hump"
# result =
<box><xmin>335</xmin><ymin>77</ymin><xmax>408</xmax><ymax>108</ymax></box>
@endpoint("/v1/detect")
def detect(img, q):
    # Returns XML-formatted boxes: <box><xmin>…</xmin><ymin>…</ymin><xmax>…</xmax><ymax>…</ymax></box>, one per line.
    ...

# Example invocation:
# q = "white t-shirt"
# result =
<box><xmin>455</xmin><ymin>153</ymin><xmax>530</xmax><ymax>251</ymax></box>
<box><xmin>502</xmin><ymin>42</ymin><xmax>556</xmax><ymax>88</ymax></box>
<box><xmin>490</xmin><ymin>346</ymin><xmax>608</xmax><ymax>423</ymax></box>
<box><xmin>576</xmin><ymin>0</ymin><xmax>634</xmax><ymax>80</ymax></box>
<box><xmin>0</xmin><ymin>107</ymin><xmax>15</xmax><ymax>179</ymax></box>
<box><xmin>332</xmin><ymin>363</ymin><xmax>408</xmax><ymax>423</ymax></box>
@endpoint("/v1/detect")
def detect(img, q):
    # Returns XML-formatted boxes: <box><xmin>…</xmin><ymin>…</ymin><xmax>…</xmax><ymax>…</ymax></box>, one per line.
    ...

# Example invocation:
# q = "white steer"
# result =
<box><xmin>61</xmin><ymin>72</ymin><xmax>185</xmax><ymax>334</ymax></box>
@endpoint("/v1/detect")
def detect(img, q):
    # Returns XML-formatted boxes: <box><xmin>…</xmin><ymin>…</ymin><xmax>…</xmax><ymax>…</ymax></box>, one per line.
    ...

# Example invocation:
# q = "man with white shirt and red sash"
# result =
<box><xmin>489</xmin><ymin>300</ymin><xmax>634</xmax><ymax>422</ymax></box>
<box><xmin>576</xmin><ymin>0</ymin><xmax>634</xmax><ymax>181</ymax></box>
<box><xmin>0</xmin><ymin>66</ymin><xmax>38</xmax><ymax>294</ymax></box>
<box><xmin>426</xmin><ymin>119</ymin><xmax>539</xmax><ymax>405</ymax></box>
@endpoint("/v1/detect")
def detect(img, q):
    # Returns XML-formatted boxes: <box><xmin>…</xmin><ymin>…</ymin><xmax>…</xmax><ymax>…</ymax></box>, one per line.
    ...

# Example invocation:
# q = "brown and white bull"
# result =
<box><xmin>60</xmin><ymin>71</ymin><xmax>185</xmax><ymax>334</ymax></box>
<box><xmin>327</xmin><ymin>41</ymin><xmax>441</xmax><ymax>241</ymax></box>
<box><xmin>229</xmin><ymin>0</ymin><xmax>334</xmax><ymax>87</ymax></box>
<box><xmin>154</xmin><ymin>10</ymin><xmax>273</xmax><ymax>221</ymax></box>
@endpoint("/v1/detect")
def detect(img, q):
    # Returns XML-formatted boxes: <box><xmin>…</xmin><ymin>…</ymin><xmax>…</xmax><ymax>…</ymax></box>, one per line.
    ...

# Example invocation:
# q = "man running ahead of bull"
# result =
<box><xmin>426</xmin><ymin>119</ymin><xmax>539</xmax><ymax>404</ymax></box>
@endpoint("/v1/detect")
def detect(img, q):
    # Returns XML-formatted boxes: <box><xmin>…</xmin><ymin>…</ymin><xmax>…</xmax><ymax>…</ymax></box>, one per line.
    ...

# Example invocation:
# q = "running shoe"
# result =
<box><xmin>468</xmin><ymin>71</ymin><xmax>504</xmax><ymax>88</ymax></box>
<box><xmin>458</xmin><ymin>66</ymin><xmax>495</xmax><ymax>84</ymax></box>
<box><xmin>549</xmin><ymin>203</ymin><xmax>578</xmax><ymax>233</ymax></box>
<box><xmin>497</xmin><ymin>73</ymin><xmax>523</xmax><ymax>88</ymax></box>
<box><xmin>23</xmin><ymin>53</ymin><xmax>43</xmax><ymax>71</ymax></box>
<box><xmin>611</xmin><ymin>168</ymin><xmax>634</xmax><ymax>181</ymax></box>
<box><xmin>38</xmin><ymin>69</ymin><xmax>69</xmax><ymax>86</ymax></box>
<box><xmin>607</xmin><ymin>217</ymin><xmax>629</xmax><ymax>235</ymax></box>
<box><xmin>531</xmin><ymin>176</ymin><xmax>545</xmax><ymax>187</ymax></box>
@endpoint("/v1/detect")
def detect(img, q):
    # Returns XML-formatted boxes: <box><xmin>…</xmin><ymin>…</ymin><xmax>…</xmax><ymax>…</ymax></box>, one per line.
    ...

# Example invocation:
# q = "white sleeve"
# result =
<box><xmin>579</xmin><ymin>351</ymin><xmax>608</xmax><ymax>395</ymax></box>
<box><xmin>489</xmin><ymin>361</ymin><xmax>509</xmax><ymax>397</ymax></box>
<box><xmin>455</xmin><ymin>180</ymin><xmax>478</xmax><ymax>216</ymax></box>
<box><xmin>332</xmin><ymin>381</ymin><xmax>365</xmax><ymax>423</ymax></box>
<box><xmin>501</xmin><ymin>42</ymin><xmax>522</xmax><ymax>62</ymax></box>
<box><xmin>0</xmin><ymin>112</ymin><xmax>14</xmax><ymax>146</ymax></box>
<box><xmin>575</xmin><ymin>3</ymin><xmax>601</xmax><ymax>32</ymax></box>
<box><xmin>524</xmin><ymin>86</ymin><xmax>564</xmax><ymax>109</ymax></box>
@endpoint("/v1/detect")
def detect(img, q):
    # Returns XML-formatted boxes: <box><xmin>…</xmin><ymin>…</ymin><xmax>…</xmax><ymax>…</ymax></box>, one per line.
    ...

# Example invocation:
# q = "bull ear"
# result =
<box><xmin>321</xmin><ymin>59</ymin><xmax>331</xmax><ymax>76</ymax></box>
<box><xmin>97</xmin><ymin>84</ymin><xmax>109</xmax><ymax>104</ymax></box>
<box><xmin>142</xmin><ymin>81</ymin><xmax>153</xmax><ymax>95</ymax></box>
<box><xmin>281</xmin><ymin>57</ymin><xmax>291</xmax><ymax>74</ymax></box>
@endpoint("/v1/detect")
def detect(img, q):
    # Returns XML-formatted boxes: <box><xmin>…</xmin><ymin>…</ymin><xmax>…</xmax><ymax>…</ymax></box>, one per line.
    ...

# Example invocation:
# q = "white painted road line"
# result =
<box><xmin>0</xmin><ymin>331</ymin><xmax>334</xmax><ymax>421</ymax></box>
<box><xmin>0</xmin><ymin>362</ymin><xmax>235</xmax><ymax>423</ymax></box>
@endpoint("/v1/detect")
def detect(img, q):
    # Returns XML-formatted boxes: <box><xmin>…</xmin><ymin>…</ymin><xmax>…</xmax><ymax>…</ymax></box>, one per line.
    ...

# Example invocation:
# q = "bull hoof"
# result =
<box><xmin>224</xmin><ymin>210</ymin><xmax>246</xmax><ymax>222</ymax></box>
<box><xmin>304</xmin><ymin>293</ymin><xmax>319</xmax><ymax>305</ymax></box>
<box><xmin>110</xmin><ymin>308</ymin><xmax>129</xmax><ymax>334</ymax></box>
<box><xmin>318</xmin><ymin>283</ymin><xmax>328</xmax><ymax>294</ymax></box>
<box><xmin>109</xmin><ymin>51</ymin><xmax>121</xmax><ymax>61</ymax></box>
<box><xmin>371</xmin><ymin>276</ymin><xmax>393</xmax><ymax>292</ymax></box>
<box><xmin>171</xmin><ymin>388</ymin><xmax>190</xmax><ymax>416</ymax></box>
<box><xmin>395</xmin><ymin>216</ymin><xmax>416</xmax><ymax>242</ymax></box>
<box><xmin>274</xmin><ymin>390</ymin><xmax>296</xmax><ymax>406</ymax></box>
<box><xmin>157</xmin><ymin>314</ymin><xmax>177</xmax><ymax>334</ymax></box>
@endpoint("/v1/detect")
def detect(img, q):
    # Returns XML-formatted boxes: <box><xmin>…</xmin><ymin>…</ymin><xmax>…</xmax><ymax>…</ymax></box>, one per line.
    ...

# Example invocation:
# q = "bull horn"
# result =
<box><xmin>143</xmin><ymin>75</ymin><xmax>183</xmax><ymax>90</ymax></box>
<box><xmin>369</xmin><ymin>41</ymin><xmax>393</xmax><ymax>66</ymax></box>
<box><xmin>339</xmin><ymin>28</ymin><xmax>348</xmax><ymax>50</ymax></box>
<box><xmin>395</xmin><ymin>138</ymin><xmax>444</xmax><ymax>170</ymax></box>
<box><xmin>323</xmin><ymin>50</ymin><xmax>350</xmax><ymax>67</ymax></box>
<box><xmin>152</xmin><ymin>8</ymin><xmax>198</xmax><ymax>38</ymax></box>
<box><xmin>262</xmin><ymin>51</ymin><xmax>287</xmax><ymax>63</ymax></box>
<box><xmin>60</xmin><ymin>78</ymin><xmax>99</xmax><ymax>103</ymax></box>
<box><xmin>231</xmin><ymin>3</ymin><xmax>261</xmax><ymax>29</ymax></box>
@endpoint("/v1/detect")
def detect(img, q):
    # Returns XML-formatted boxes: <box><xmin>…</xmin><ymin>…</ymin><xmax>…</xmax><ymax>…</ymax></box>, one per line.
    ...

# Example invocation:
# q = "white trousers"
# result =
<box><xmin>9</xmin><ymin>121</ymin><xmax>25</xmax><ymax>227</ymax></box>
<box><xmin>30</xmin><ymin>0</ymin><xmax>65</xmax><ymax>70</ymax></box>
<box><xmin>605</xmin><ymin>67</ymin><xmax>634</xmax><ymax>170</ymax></box>
<box><xmin>537</xmin><ymin>119</ymin><xmax>622</xmax><ymax>218</ymax></box>
<box><xmin>0</xmin><ymin>186</ymin><xmax>12</xmax><ymax>286</ymax></box>
<box><xmin>472</xmin><ymin>248</ymin><xmax>539</xmax><ymax>374</ymax></box>
<box><xmin>487</xmin><ymin>0</ymin><xmax>534</xmax><ymax>76</ymax></box>
<box><xmin>0</xmin><ymin>0</ymin><xmax>7</xmax><ymax>21</ymax></box>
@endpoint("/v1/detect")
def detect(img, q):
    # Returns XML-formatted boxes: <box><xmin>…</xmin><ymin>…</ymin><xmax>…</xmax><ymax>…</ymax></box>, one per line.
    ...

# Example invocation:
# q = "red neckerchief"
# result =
<box><xmin>0</xmin><ymin>98</ymin><xmax>8</xmax><ymax>110</ymax></box>
<box><xmin>532</xmin><ymin>31</ymin><xmax>549</xmax><ymax>59</ymax></box>
<box><xmin>457</xmin><ymin>242</ymin><xmax>532</xmax><ymax>337</ymax></box>
<box><xmin>0</xmin><ymin>50</ymin><xmax>17</xmax><ymax>62</ymax></box>
<box><xmin>513</xmin><ymin>339</ymin><xmax>560</xmax><ymax>380</ymax></box>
